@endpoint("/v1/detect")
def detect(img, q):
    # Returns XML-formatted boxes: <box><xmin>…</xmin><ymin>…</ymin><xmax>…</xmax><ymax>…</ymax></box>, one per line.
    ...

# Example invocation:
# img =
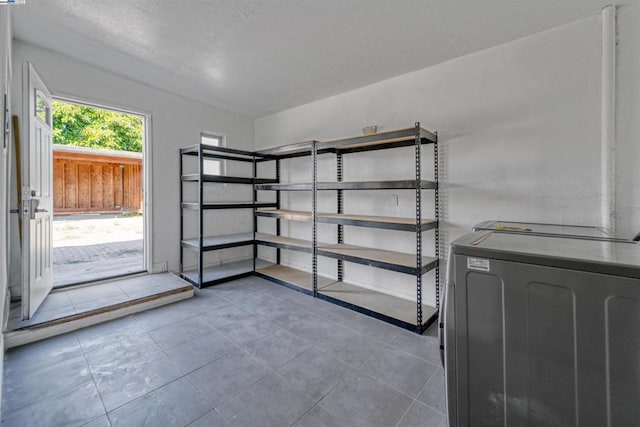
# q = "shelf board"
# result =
<box><xmin>182</xmin><ymin>233</ymin><xmax>254</xmax><ymax>251</ymax></box>
<box><xmin>319</xmin><ymin>180</ymin><xmax>437</xmax><ymax>190</ymax></box>
<box><xmin>318</xmin><ymin>281</ymin><xmax>437</xmax><ymax>330</ymax></box>
<box><xmin>255</xmin><ymin>264</ymin><xmax>335</xmax><ymax>293</ymax></box>
<box><xmin>318</xmin><ymin>244</ymin><xmax>437</xmax><ymax>275</ymax></box>
<box><xmin>255</xmin><ymin>209</ymin><xmax>313</xmax><ymax>221</ymax></box>
<box><xmin>255</xmin><ymin>234</ymin><xmax>313</xmax><ymax>253</ymax></box>
<box><xmin>255</xmin><ymin>209</ymin><xmax>437</xmax><ymax>231</ymax></box>
<box><xmin>181</xmin><ymin>258</ymin><xmax>265</xmax><ymax>288</ymax></box>
<box><xmin>318</xmin><ymin>127</ymin><xmax>437</xmax><ymax>154</ymax></box>
<box><xmin>318</xmin><ymin>213</ymin><xmax>437</xmax><ymax>231</ymax></box>
<box><xmin>183</xmin><ymin>202</ymin><xmax>278</xmax><ymax>210</ymax></box>
<box><xmin>254</xmin><ymin>127</ymin><xmax>437</xmax><ymax>158</ymax></box>
<box><xmin>255</xmin><ymin>141</ymin><xmax>315</xmax><ymax>159</ymax></box>
<box><xmin>180</xmin><ymin>144</ymin><xmax>260</xmax><ymax>162</ymax></box>
<box><xmin>182</xmin><ymin>174</ymin><xmax>277</xmax><ymax>185</ymax></box>
<box><xmin>181</xmin><ymin>150</ymin><xmax>254</xmax><ymax>163</ymax></box>
<box><xmin>255</xmin><ymin>179</ymin><xmax>436</xmax><ymax>191</ymax></box>
<box><xmin>255</xmin><ymin>182</ymin><xmax>313</xmax><ymax>191</ymax></box>
<box><xmin>181</xmin><ymin>144</ymin><xmax>252</xmax><ymax>157</ymax></box>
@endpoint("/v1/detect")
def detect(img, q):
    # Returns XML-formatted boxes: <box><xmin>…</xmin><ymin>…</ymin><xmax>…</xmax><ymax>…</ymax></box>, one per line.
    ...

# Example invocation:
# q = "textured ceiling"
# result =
<box><xmin>11</xmin><ymin>0</ymin><xmax>635</xmax><ymax>118</ymax></box>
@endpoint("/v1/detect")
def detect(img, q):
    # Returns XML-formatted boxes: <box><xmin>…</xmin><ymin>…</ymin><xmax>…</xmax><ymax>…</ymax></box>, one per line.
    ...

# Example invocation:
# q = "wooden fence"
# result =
<box><xmin>53</xmin><ymin>145</ymin><xmax>143</xmax><ymax>214</ymax></box>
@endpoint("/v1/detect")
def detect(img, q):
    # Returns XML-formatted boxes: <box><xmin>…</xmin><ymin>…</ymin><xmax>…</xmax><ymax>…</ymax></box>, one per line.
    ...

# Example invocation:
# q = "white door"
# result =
<box><xmin>21</xmin><ymin>62</ymin><xmax>53</xmax><ymax>320</ymax></box>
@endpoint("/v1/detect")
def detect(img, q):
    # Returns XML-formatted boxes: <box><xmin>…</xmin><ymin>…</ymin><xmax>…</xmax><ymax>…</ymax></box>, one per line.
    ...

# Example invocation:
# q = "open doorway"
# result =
<box><xmin>50</xmin><ymin>99</ymin><xmax>146</xmax><ymax>287</ymax></box>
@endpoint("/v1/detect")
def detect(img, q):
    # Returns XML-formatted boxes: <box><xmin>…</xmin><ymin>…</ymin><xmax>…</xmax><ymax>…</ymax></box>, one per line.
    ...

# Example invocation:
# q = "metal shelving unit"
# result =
<box><xmin>313</xmin><ymin>123</ymin><xmax>439</xmax><ymax>333</ymax></box>
<box><xmin>179</xmin><ymin>144</ymin><xmax>275</xmax><ymax>288</ymax></box>
<box><xmin>179</xmin><ymin>123</ymin><xmax>440</xmax><ymax>333</ymax></box>
<box><xmin>252</xmin><ymin>141</ymin><xmax>329</xmax><ymax>296</ymax></box>
<box><xmin>253</xmin><ymin>123</ymin><xmax>440</xmax><ymax>333</ymax></box>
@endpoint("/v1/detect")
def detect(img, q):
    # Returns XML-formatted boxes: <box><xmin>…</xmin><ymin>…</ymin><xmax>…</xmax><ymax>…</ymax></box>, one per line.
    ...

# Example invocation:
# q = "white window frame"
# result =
<box><xmin>201</xmin><ymin>132</ymin><xmax>225</xmax><ymax>176</ymax></box>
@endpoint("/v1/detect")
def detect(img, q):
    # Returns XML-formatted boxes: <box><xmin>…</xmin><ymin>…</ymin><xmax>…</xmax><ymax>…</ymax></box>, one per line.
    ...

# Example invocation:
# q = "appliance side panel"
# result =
<box><xmin>526</xmin><ymin>281</ymin><xmax>577</xmax><ymax>427</ymax></box>
<box><xmin>444</xmin><ymin>279</ymin><xmax>458</xmax><ymax>426</ymax></box>
<box><xmin>606</xmin><ymin>296</ymin><xmax>640</xmax><ymax>426</ymax></box>
<box><xmin>464</xmin><ymin>270</ymin><xmax>506</xmax><ymax>426</ymax></box>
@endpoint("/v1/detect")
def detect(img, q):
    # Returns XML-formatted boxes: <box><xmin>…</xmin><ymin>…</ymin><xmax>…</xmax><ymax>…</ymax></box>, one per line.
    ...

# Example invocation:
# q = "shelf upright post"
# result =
<box><xmin>312</xmin><ymin>141</ymin><xmax>318</xmax><ymax>297</ymax></box>
<box><xmin>276</xmin><ymin>159</ymin><xmax>281</xmax><ymax>265</ymax></box>
<box><xmin>336</xmin><ymin>153</ymin><xmax>344</xmax><ymax>282</ymax></box>
<box><xmin>253</xmin><ymin>154</ymin><xmax>258</xmax><ymax>271</ymax></box>
<box><xmin>198</xmin><ymin>144</ymin><xmax>204</xmax><ymax>288</ymax></box>
<box><xmin>434</xmin><ymin>131</ymin><xmax>440</xmax><ymax>310</ymax></box>
<box><xmin>179</xmin><ymin>149</ymin><xmax>184</xmax><ymax>278</ymax></box>
<box><xmin>414</xmin><ymin>122</ymin><xmax>423</xmax><ymax>333</ymax></box>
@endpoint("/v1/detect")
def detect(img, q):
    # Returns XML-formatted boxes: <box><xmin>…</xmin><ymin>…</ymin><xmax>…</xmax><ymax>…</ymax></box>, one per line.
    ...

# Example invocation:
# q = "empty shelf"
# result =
<box><xmin>255</xmin><ymin>209</ymin><xmax>313</xmax><ymax>221</ymax></box>
<box><xmin>183</xmin><ymin>202</ymin><xmax>278</xmax><ymax>210</ymax></box>
<box><xmin>182</xmin><ymin>233</ymin><xmax>254</xmax><ymax>251</ymax></box>
<box><xmin>319</xmin><ymin>281</ymin><xmax>437</xmax><ymax>330</ymax></box>
<box><xmin>181</xmin><ymin>144</ymin><xmax>253</xmax><ymax>157</ymax></box>
<box><xmin>255</xmin><ymin>141</ymin><xmax>315</xmax><ymax>159</ymax></box>
<box><xmin>318</xmin><ymin>213</ymin><xmax>437</xmax><ymax>231</ymax></box>
<box><xmin>182</xmin><ymin>174</ymin><xmax>278</xmax><ymax>184</ymax></box>
<box><xmin>255</xmin><ymin>234</ymin><xmax>313</xmax><ymax>253</ymax></box>
<box><xmin>254</xmin><ymin>127</ymin><xmax>436</xmax><ymax>158</ymax></box>
<box><xmin>255</xmin><ymin>264</ymin><xmax>335</xmax><ymax>293</ymax></box>
<box><xmin>318</xmin><ymin>127</ymin><xmax>437</xmax><ymax>154</ymax></box>
<box><xmin>319</xmin><ymin>180</ymin><xmax>436</xmax><ymax>190</ymax></box>
<box><xmin>318</xmin><ymin>243</ymin><xmax>437</xmax><ymax>275</ymax></box>
<box><xmin>181</xmin><ymin>259</ymin><xmax>268</xmax><ymax>288</ymax></box>
<box><xmin>255</xmin><ymin>179</ymin><xmax>436</xmax><ymax>191</ymax></box>
<box><xmin>255</xmin><ymin>210</ymin><xmax>437</xmax><ymax>231</ymax></box>
<box><xmin>255</xmin><ymin>182</ymin><xmax>313</xmax><ymax>191</ymax></box>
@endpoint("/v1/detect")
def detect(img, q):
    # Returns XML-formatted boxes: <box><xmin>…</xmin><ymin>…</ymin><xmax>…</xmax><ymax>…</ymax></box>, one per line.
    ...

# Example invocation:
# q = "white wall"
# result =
<box><xmin>8</xmin><ymin>40</ymin><xmax>255</xmax><ymax>295</ymax></box>
<box><xmin>255</xmin><ymin>14</ymin><xmax>610</xmax><ymax>304</ymax></box>
<box><xmin>0</xmin><ymin>5</ymin><xmax>12</xmax><ymax>410</ymax></box>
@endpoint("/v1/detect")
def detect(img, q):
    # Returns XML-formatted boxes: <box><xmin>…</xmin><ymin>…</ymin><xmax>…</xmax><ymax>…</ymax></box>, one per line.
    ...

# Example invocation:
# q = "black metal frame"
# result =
<box><xmin>336</xmin><ymin>153</ymin><xmax>344</xmax><ymax>282</ymax></box>
<box><xmin>312</xmin><ymin>141</ymin><xmax>318</xmax><ymax>297</ymax></box>
<box><xmin>182</xmin><ymin>174</ymin><xmax>278</xmax><ymax>185</ymax></box>
<box><xmin>434</xmin><ymin>131</ymin><xmax>440</xmax><ymax>312</ymax></box>
<box><xmin>179</xmin><ymin>144</ymin><xmax>271</xmax><ymax>288</ymax></box>
<box><xmin>256</xmin><ymin>180</ymin><xmax>436</xmax><ymax>191</ymax></box>
<box><xmin>415</xmin><ymin>122</ymin><xmax>424</xmax><ymax>330</ymax></box>
<box><xmin>317</xmin><ymin>215</ymin><xmax>437</xmax><ymax>231</ymax></box>
<box><xmin>250</xmin><ymin>142</ymin><xmax>320</xmax><ymax>295</ymax></box>
<box><xmin>313</xmin><ymin>122</ymin><xmax>439</xmax><ymax>334</ymax></box>
<box><xmin>180</xmin><ymin>123</ymin><xmax>440</xmax><ymax>333</ymax></box>
<box><xmin>317</xmin><ymin>247</ymin><xmax>437</xmax><ymax>275</ymax></box>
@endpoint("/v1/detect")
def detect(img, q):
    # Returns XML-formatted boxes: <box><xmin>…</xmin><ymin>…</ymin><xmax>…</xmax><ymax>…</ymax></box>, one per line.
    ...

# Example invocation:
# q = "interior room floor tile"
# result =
<box><xmin>107</xmin><ymin>377</ymin><xmax>212</xmax><ymax>427</ymax></box>
<box><xmin>396</xmin><ymin>401</ymin><xmax>448</xmax><ymax>427</ymax></box>
<box><xmin>187</xmin><ymin>409</ymin><xmax>228</xmax><ymax>427</ymax></box>
<box><xmin>2</xmin><ymin>275</ymin><xmax>447</xmax><ymax>426</ymax></box>
<box><xmin>360</xmin><ymin>345</ymin><xmax>438</xmax><ymax>398</ymax></box>
<box><xmin>316</xmin><ymin>372</ymin><xmax>413</xmax><ymax>427</ymax></box>
<box><xmin>216</xmin><ymin>373</ymin><xmax>316</xmax><ymax>427</ymax></box>
<box><xmin>417</xmin><ymin>366</ymin><xmax>447</xmax><ymax>414</ymax></box>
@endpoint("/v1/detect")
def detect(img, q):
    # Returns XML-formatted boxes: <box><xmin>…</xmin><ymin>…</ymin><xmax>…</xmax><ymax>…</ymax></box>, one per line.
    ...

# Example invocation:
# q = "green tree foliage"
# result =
<box><xmin>52</xmin><ymin>101</ymin><xmax>143</xmax><ymax>152</ymax></box>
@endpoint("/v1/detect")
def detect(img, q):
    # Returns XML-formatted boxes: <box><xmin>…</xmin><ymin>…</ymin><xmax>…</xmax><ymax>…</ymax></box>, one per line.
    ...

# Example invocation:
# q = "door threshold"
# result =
<box><xmin>52</xmin><ymin>270</ymin><xmax>147</xmax><ymax>292</ymax></box>
<box><xmin>5</xmin><ymin>285</ymin><xmax>193</xmax><ymax>348</ymax></box>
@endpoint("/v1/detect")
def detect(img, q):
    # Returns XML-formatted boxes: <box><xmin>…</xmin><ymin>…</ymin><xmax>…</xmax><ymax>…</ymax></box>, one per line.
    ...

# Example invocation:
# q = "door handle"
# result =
<box><xmin>27</xmin><ymin>198</ymin><xmax>46</xmax><ymax>220</ymax></box>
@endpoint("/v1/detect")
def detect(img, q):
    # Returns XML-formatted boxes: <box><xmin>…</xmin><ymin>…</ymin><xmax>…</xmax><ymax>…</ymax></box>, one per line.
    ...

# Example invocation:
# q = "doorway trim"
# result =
<box><xmin>50</xmin><ymin>93</ymin><xmax>152</xmax><ymax>278</ymax></box>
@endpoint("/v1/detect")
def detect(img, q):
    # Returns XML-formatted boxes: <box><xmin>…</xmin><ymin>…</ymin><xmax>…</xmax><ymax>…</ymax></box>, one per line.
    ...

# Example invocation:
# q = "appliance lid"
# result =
<box><xmin>472</xmin><ymin>220</ymin><xmax>628</xmax><ymax>241</ymax></box>
<box><xmin>451</xmin><ymin>231</ymin><xmax>640</xmax><ymax>279</ymax></box>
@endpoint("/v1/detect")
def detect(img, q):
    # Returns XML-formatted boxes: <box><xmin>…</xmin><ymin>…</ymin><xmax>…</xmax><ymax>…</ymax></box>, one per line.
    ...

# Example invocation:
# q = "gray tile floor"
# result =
<box><xmin>2</xmin><ymin>276</ymin><xmax>447</xmax><ymax>427</ymax></box>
